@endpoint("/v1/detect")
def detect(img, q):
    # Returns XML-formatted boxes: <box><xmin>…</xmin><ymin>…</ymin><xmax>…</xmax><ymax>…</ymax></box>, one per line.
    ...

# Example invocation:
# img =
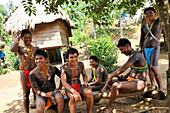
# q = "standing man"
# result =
<box><xmin>139</xmin><ymin>7</ymin><xmax>163</xmax><ymax>91</ymax></box>
<box><xmin>88</xmin><ymin>55</ymin><xmax>108</xmax><ymax>91</ymax></box>
<box><xmin>102</xmin><ymin>39</ymin><xmax>148</xmax><ymax>113</ymax></box>
<box><xmin>29</xmin><ymin>49</ymin><xmax>64</xmax><ymax>113</ymax></box>
<box><xmin>10</xmin><ymin>29</ymin><xmax>39</xmax><ymax>113</ymax></box>
<box><xmin>61</xmin><ymin>48</ymin><xmax>93</xmax><ymax>113</ymax></box>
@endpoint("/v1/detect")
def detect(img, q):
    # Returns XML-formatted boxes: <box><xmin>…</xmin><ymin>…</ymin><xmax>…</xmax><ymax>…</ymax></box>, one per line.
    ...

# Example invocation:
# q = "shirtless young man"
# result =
<box><xmin>10</xmin><ymin>29</ymin><xmax>39</xmax><ymax>113</ymax></box>
<box><xmin>29</xmin><ymin>49</ymin><xmax>64</xmax><ymax>113</ymax></box>
<box><xmin>88</xmin><ymin>56</ymin><xmax>108</xmax><ymax>91</ymax></box>
<box><xmin>60</xmin><ymin>48</ymin><xmax>93</xmax><ymax>113</ymax></box>
<box><xmin>102</xmin><ymin>39</ymin><xmax>148</xmax><ymax>113</ymax></box>
<box><xmin>139</xmin><ymin>7</ymin><xmax>163</xmax><ymax>91</ymax></box>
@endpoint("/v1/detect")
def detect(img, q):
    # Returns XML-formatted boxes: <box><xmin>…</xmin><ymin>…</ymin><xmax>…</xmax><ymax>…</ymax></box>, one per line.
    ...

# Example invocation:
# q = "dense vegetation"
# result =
<box><xmin>0</xmin><ymin>1</ymin><xmax>19</xmax><ymax>75</ymax></box>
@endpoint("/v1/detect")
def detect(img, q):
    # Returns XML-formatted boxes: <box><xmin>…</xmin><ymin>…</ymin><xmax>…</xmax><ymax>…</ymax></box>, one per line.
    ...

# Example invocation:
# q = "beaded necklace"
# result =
<box><xmin>19</xmin><ymin>45</ymin><xmax>33</xmax><ymax>70</ymax></box>
<box><xmin>22</xmin><ymin>44</ymin><xmax>34</xmax><ymax>59</ymax></box>
<box><xmin>39</xmin><ymin>65</ymin><xmax>49</xmax><ymax>89</ymax></box>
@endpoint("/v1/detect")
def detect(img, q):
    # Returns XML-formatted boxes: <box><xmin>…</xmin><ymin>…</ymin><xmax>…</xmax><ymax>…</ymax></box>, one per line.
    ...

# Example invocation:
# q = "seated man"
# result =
<box><xmin>61</xmin><ymin>48</ymin><xmax>93</xmax><ymax>113</ymax></box>
<box><xmin>102</xmin><ymin>39</ymin><xmax>148</xmax><ymax>113</ymax></box>
<box><xmin>29</xmin><ymin>49</ymin><xmax>64</xmax><ymax>113</ymax></box>
<box><xmin>88</xmin><ymin>56</ymin><xmax>108</xmax><ymax>91</ymax></box>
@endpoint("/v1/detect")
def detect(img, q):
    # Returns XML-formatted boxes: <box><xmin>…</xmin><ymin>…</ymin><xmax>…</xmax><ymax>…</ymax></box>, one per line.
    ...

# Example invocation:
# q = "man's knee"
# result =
<box><xmin>36</xmin><ymin>103</ymin><xmax>45</xmax><ymax>112</ymax></box>
<box><xmin>112</xmin><ymin>82</ymin><xmax>118</xmax><ymax>88</ymax></box>
<box><xmin>150</xmin><ymin>65</ymin><xmax>158</xmax><ymax>70</ymax></box>
<box><xmin>55</xmin><ymin>93</ymin><xmax>64</xmax><ymax>102</ymax></box>
<box><xmin>84</xmin><ymin>88</ymin><xmax>93</xmax><ymax>98</ymax></box>
<box><xmin>36</xmin><ymin>99</ymin><xmax>45</xmax><ymax>110</ymax></box>
<box><xmin>68</xmin><ymin>93</ymin><xmax>75</xmax><ymax>101</ymax></box>
<box><xmin>23</xmin><ymin>93</ymin><xmax>30</xmax><ymax>100</ymax></box>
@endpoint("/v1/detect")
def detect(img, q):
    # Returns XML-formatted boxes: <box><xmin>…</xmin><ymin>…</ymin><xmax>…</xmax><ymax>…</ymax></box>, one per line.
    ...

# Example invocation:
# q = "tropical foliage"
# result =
<box><xmin>0</xmin><ymin>1</ymin><xmax>19</xmax><ymax>74</ymax></box>
<box><xmin>87</xmin><ymin>35</ymin><xmax>118</xmax><ymax>73</ymax></box>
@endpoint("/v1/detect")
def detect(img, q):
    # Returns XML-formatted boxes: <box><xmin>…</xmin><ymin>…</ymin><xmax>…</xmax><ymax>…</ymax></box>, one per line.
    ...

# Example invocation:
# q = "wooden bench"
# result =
<box><xmin>45</xmin><ymin>86</ymin><xmax>157</xmax><ymax>113</ymax></box>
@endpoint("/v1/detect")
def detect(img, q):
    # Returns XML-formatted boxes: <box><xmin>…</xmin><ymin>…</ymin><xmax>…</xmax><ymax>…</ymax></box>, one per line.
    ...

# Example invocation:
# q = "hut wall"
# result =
<box><xmin>31</xmin><ymin>19</ymin><xmax>68</xmax><ymax>49</ymax></box>
<box><xmin>11</xmin><ymin>19</ymin><xmax>69</xmax><ymax>49</ymax></box>
<box><xmin>58</xmin><ymin>20</ymin><xmax>69</xmax><ymax>45</ymax></box>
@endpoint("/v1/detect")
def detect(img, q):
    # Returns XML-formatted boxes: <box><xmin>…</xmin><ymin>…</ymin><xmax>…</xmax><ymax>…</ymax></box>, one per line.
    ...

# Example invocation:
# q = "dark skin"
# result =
<box><xmin>29</xmin><ymin>55</ymin><xmax>64</xmax><ymax>113</ymax></box>
<box><xmin>88</xmin><ymin>59</ymin><xmax>108</xmax><ymax>91</ymax></box>
<box><xmin>10</xmin><ymin>31</ymin><xmax>39</xmax><ymax>113</ymax></box>
<box><xmin>139</xmin><ymin>9</ymin><xmax>163</xmax><ymax>91</ymax></box>
<box><xmin>61</xmin><ymin>53</ymin><xmax>93</xmax><ymax>113</ymax></box>
<box><xmin>102</xmin><ymin>44</ymin><xmax>147</xmax><ymax>113</ymax></box>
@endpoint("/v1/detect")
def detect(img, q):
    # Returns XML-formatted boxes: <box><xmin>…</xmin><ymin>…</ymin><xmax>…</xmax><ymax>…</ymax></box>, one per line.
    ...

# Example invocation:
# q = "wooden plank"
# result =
<box><xmin>32</xmin><ymin>33</ymin><xmax>61</xmax><ymax>42</ymax></box>
<box><xmin>35</xmin><ymin>20</ymin><xmax>59</xmax><ymax>31</ymax></box>
<box><xmin>34</xmin><ymin>27</ymin><xmax>60</xmax><ymax>34</ymax></box>
<box><xmin>36</xmin><ymin>40</ymin><xmax>63</xmax><ymax>48</ymax></box>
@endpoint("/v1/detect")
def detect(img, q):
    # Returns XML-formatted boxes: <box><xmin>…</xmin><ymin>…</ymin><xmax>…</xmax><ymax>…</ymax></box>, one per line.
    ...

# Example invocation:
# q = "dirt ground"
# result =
<box><xmin>0</xmin><ymin>25</ymin><xmax>169</xmax><ymax>113</ymax></box>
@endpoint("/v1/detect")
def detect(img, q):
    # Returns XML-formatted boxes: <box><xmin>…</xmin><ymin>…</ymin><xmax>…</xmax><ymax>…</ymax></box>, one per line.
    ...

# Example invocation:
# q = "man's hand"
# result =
<box><xmin>54</xmin><ymin>88</ymin><xmax>60</xmax><ymax>92</ymax></box>
<box><xmin>50</xmin><ymin>96</ymin><xmax>57</xmax><ymax>105</ymax></box>
<box><xmin>73</xmin><ymin>90</ymin><xmax>82</xmax><ymax>103</ymax></box>
<box><xmin>84</xmin><ymin>82</ymin><xmax>91</xmax><ymax>89</ymax></box>
<box><xmin>16</xmin><ymin>30</ymin><xmax>22</xmax><ymax>39</ymax></box>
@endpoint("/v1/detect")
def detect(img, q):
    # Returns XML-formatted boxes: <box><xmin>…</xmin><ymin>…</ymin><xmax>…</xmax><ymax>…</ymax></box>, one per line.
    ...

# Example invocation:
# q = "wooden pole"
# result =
<box><xmin>60</xmin><ymin>48</ymin><xmax>64</xmax><ymax>64</ymax></box>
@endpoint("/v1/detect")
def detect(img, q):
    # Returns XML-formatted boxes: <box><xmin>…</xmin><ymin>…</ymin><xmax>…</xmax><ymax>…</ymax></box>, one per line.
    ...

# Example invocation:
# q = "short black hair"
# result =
<box><xmin>89</xmin><ymin>56</ymin><xmax>99</xmax><ymax>62</ymax></box>
<box><xmin>144</xmin><ymin>7</ymin><xmax>155</xmax><ymax>14</ymax></box>
<box><xmin>34</xmin><ymin>49</ymin><xmax>48</xmax><ymax>59</ymax></box>
<box><xmin>21</xmin><ymin>29</ymin><xmax>32</xmax><ymax>37</ymax></box>
<box><xmin>117</xmin><ymin>38</ymin><xmax>131</xmax><ymax>47</ymax></box>
<box><xmin>65</xmin><ymin>48</ymin><xmax>79</xmax><ymax>59</ymax></box>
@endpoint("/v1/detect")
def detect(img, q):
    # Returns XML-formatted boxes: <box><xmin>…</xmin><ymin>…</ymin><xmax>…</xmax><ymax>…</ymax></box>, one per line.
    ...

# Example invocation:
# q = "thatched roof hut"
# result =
<box><xmin>3</xmin><ymin>3</ymin><xmax>75</xmax><ymax>34</ymax></box>
<box><xmin>3</xmin><ymin>3</ymin><xmax>76</xmax><ymax>64</ymax></box>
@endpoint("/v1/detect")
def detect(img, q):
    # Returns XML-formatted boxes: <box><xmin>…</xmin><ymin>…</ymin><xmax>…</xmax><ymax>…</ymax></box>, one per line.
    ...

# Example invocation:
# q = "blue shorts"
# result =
<box><xmin>144</xmin><ymin>47</ymin><xmax>156</xmax><ymax>66</ymax></box>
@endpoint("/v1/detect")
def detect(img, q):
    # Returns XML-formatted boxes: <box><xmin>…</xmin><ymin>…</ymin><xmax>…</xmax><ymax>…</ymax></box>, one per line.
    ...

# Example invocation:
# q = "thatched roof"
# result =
<box><xmin>3</xmin><ymin>3</ymin><xmax>75</xmax><ymax>35</ymax></box>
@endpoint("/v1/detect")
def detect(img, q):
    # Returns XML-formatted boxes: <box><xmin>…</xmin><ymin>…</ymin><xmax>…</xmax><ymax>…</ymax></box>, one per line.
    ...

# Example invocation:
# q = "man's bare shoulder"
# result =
<box><xmin>60</xmin><ymin>63</ymin><xmax>68</xmax><ymax>69</ymax></box>
<box><xmin>78</xmin><ymin>61</ymin><xmax>84</xmax><ymax>65</ymax></box>
<box><xmin>128</xmin><ymin>51</ymin><xmax>141</xmax><ymax>62</ymax></box>
<box><xmin>29</xmin><ymin>67</ymin><xmax>38</xmax><ymax>76</ymax></box>
<box><xmin>33</xmin><ymin>46</ymin><xmax>39</xmax><ymax>49</ymax></box>
<box><xmin>78</xmin><ymin>61</ymin><xmax>85</xmax><ymax>68</ymax></box>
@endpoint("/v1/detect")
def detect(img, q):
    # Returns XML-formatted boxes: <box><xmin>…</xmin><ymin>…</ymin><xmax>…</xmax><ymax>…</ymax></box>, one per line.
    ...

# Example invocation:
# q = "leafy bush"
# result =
<box><xmin>70</xmin><ymin>29</ymin><xmax>88</xmax><ymax>45</ymax></box>
<box><xmin>87</xmin><ymin>35</ymin><xmax>118</xmax><ymax>73</ymax></box>
<box><xmin>5</xmin><ymin>49</ymin><xmax>19</xmax><ymax>70</ymax></box>
<box><xmin>0</xmin><ymin>66</ymin><xmax>8</xmax><ymax>75</ymax></box>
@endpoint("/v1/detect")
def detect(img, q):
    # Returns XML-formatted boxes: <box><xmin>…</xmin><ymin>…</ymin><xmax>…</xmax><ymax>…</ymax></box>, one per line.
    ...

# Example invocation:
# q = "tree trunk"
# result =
<box><xmin>93</xmin><ymin>17</ymin><xmax>97</xmax><ymax>38</ymax></box>
<box><xmin>155</xmin><ymin>0</ymin><xmax>170</xmax><ymax>93</ymax></box>
<box><xmin>119</xmin><ymin>10</ymin><xmax>123</xmax><ymax>38</ymax></box>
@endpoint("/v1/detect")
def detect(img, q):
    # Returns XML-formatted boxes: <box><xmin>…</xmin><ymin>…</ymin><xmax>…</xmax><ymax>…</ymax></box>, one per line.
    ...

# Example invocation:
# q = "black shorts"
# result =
<box><xmin>65</xmin><ymin>84</ymin><xmax>85</xmax><ymax>98</ymax></box>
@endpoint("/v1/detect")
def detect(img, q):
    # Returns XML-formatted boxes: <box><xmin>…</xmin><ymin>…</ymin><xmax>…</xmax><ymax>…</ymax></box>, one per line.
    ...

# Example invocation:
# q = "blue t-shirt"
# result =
<box><xmin>0</xmin><ymin>51</ymin><xmax>4</xmax><ymax>58</ymax></box>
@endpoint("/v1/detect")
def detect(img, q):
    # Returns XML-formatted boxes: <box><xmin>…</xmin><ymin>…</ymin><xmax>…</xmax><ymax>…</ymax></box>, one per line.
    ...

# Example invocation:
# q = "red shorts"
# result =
<box><xmin>71</xmin><ymin>83</ymin><xmax>81</xmax><ymax>93</ymax></box>
<box><xmin>21</xmin><ymin>70</ymin><xmax>32</xmax><ymax>88</ymax></box>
